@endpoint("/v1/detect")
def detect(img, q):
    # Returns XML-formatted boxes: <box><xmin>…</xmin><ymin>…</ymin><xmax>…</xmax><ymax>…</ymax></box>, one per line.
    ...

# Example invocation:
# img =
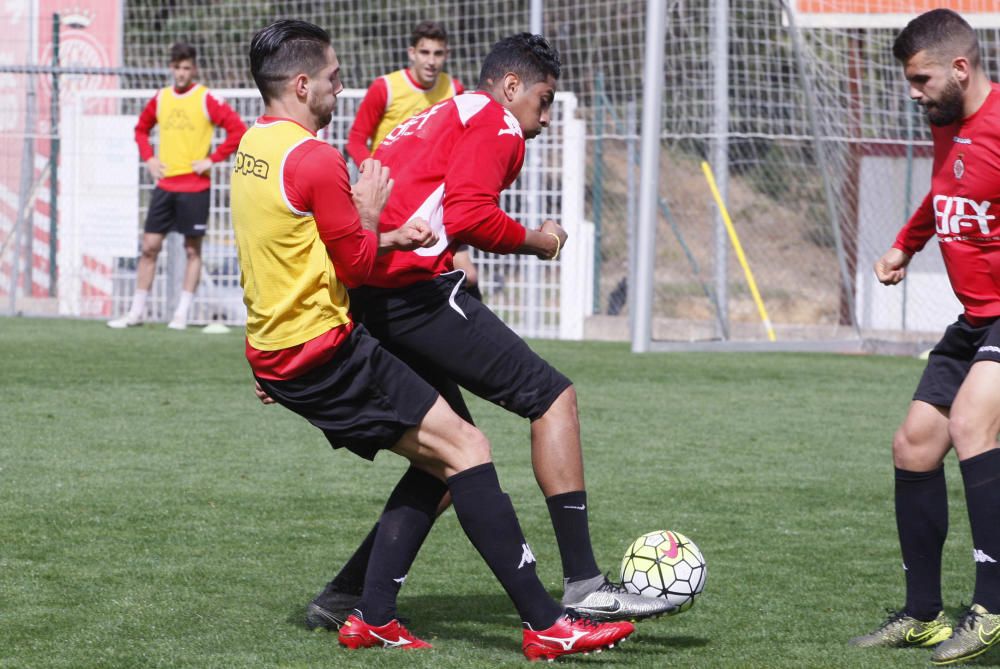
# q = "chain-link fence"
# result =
<box><xmin>3</xmin><ymin>0</ymin><xmax>994</xmax><ymax>344</ymax></box>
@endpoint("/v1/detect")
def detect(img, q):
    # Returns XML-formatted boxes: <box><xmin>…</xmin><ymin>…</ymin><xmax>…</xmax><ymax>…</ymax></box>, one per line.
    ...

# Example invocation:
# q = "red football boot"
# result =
<box><xmin>337</xmin><ymin>613</ymin><xmax>432</xmax><ymax>650</ymax></box>
<box><xmin>522</xmin><ymin>611</ymin><xmax>634</xmax><ymax>661</ymax></box>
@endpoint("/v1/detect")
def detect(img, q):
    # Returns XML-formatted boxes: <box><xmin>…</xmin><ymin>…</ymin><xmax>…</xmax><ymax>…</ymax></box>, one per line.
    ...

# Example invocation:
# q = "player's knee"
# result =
<box><xmin>140</xmin><ymin>241</ymin><xmax>162</xmax><ymax>258</ymax></box>
<box><xmin>947</xmin><ymin>410</ymin><xmax>992</xmax><ymax>453</ymax></box>
<box><xmin>891</xmin><ymin>424</ymin><xmax>921</xmax><ymax>467</ymax></box>
<box><xmin>449</xmin><ymin>422</ymin><xmax>492</xmax><ymax>469</ymax></box>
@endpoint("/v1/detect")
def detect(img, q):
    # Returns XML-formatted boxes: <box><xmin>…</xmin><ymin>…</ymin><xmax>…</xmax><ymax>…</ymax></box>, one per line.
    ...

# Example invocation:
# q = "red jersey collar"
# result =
<box><xmin>404</xmin><ymin>67</ymin><xmax>437</xmax><ymax>91</ymax></box>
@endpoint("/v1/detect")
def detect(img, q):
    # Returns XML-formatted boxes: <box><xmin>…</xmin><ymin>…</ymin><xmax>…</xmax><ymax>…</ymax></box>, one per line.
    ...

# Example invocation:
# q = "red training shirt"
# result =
<box><xmin>895</xmin><ymin>82</ymin><xmax>1000</xmax><ymax>324</ymax></box>
<box><xmin>367</xmin><ymin>92</ymin><xmax>528</xmax><ymax>288</ymax></box>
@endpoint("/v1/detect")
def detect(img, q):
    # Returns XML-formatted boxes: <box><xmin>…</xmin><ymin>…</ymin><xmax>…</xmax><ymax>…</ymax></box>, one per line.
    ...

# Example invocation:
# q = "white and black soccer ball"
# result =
<box><xmin>619</xmin><ymin>530</ymin><xmax>706</xmax><ymax>613</ymax></box>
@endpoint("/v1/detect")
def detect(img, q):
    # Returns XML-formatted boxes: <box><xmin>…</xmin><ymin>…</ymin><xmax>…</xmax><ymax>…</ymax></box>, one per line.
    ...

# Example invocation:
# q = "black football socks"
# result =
<box><xmin>960</xmin><ymin>448</ymin><xmax>1000</xmax><ymax>612</ymax></box>
<box><xmin>356</xmin><ymin>466</ymin><xmax>447</xmax><ymax>626</ymax></box>
<box><xmin>545</xmin><ymin>490</ymin><xmax>601</xmax><ymax>583</ymax></box>
<box><xmin>448</xmin><ymin>463</ymin><xmax>564</xmax><ymax>630</ymax></box>
<box><xmin>328</xmin><ymin>525</ymin><xmax>376</xmax><ymax>597</ymax></box>
<box><xmin>896</xmin><ymin>466</ymin><xmax>948</xmax><ymax>621</ymax></box>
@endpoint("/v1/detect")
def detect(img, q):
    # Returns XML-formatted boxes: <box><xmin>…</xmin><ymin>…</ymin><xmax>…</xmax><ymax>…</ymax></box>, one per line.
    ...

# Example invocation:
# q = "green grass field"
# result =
<box><xmin>0</xmin><ymin>317</ymin><xmax>990</xmax><ymax>668</ymax></box>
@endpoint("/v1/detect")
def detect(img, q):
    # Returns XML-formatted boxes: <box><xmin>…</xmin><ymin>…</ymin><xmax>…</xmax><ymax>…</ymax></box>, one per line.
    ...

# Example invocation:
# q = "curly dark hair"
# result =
<box><xmin>477</xmin><ymin>33</ymin><xmax>560</xmax><ymax>89</ymax></box>
<box><xmin>892</xmin><ymin>9</ymin><xmax>980</xmax><ymax>68</ymax></box>
<box><xmin>249</xmin><ymin>19</ymin><xmax>331</xmax><ymax>103</ymax></box>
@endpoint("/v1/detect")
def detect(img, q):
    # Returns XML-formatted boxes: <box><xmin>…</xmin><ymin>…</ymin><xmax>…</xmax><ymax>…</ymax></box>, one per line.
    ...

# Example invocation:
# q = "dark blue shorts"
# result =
<box><xmin>144</xmin><ymin>187</ymin><xmax>210</xmax><ymax>237</ymax></box>
<box><xmin>255</xmin><ymin>326</ymin><xmax>438</xmax><ymax>461</ymax></box>
<box><xmin>348</xmin><ymin>271</ymin><xmax>572</xmax><ymax>422</ymax></box>
<box><xmin>913</xmin><ymin>315</ymin><xmax>1000</xmax><ymax>408</ymax></box>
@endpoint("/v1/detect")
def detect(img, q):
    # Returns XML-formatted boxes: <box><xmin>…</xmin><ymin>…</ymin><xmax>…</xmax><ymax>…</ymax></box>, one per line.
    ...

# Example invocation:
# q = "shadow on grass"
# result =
<box><xmin>285</xmin><ymin>592</ymin><xmax>711</xmax><ymax>655</ymax></box>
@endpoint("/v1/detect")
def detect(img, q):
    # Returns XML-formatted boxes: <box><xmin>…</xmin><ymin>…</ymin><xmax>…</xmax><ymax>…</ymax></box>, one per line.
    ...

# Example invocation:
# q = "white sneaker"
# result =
<box><xmin>167</xmin><ymin>318</ymin><xmax>187</xmax><ymax>331</ymax></box>
<box><xmin>108</xmin><ymin>315</ymin><xmax>142</xmax><ymax>329</ymax></box>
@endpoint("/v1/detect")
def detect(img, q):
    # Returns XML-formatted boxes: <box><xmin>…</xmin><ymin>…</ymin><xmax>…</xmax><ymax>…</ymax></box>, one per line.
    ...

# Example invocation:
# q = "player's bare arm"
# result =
<box><xmin>519</xmin><ymin>218</ymin><xmax>567</xmax><ymax>260</ymax></box>
<box><xmin>352</xmin><ymin>158</ymin><xmax>394</xmax><ymax>231</ymax></box>
<box><xmin>378</xmin><ymin>217</ymin><xmax>438</xmax><ymax>254</ymax></box>
<box><xmin>145</xmin><ymin>156</ymin><xmax>165</xmax><ymax>180</ymax></box>
<box><xmin>191</xmin><ymin>158</ymin><xmax>214</xmax><ymax>175</ymax></box>
<box><xmin>874</xmin><ymin>247</ymin><xmax>911</xmax><ymax>285</ymax></box>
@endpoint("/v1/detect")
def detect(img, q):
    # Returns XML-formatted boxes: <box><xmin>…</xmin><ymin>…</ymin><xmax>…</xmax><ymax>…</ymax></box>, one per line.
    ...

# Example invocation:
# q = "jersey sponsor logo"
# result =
<box><xmin>381</xmin><ymin>102</ymin><xmax>445</xmax><ymax>146</ymax></box>
<box><xmin>933</xmin><ymin>195</ymin><xmax>994</xmax><ymax>236</ymax></box>
<box><xmin>518</xmin><ymin>542</ymin><xmax>537</xmax><ymax>569</ymax></box>
<box><xmin>498</xmin><ymin>109</ymin><xmax>523</xmax><ymax>138</ymax></box>
<box><xmin>954</xmin><ymin>153</ymin><xmax>965</xmax><ymax>180</ymax></box>
<box><xmin>234</xmin><ymin>151</ymin><xmax>269</xmax><ymax>179</ymax></box>
<box><xmin>974</xmin><ymin>549</ymin><xmax>997</xmax><ymax>563</ymax></box>
<box><xmin>953</xmin><ymin>136</ymin><xmax>972</xmax><ymax>144</ymax></box>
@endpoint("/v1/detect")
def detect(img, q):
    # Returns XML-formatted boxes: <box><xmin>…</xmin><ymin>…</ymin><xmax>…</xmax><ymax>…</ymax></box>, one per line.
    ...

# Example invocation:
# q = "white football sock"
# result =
<box><xmin>128</xmin><ymin>289</ymin><xmax>149</xmax><ymax>320</ymax></box>
<box><xmin>173</xmin><ymin>290</ymin><xmax>194</xmax><ymax>321</ymax></box>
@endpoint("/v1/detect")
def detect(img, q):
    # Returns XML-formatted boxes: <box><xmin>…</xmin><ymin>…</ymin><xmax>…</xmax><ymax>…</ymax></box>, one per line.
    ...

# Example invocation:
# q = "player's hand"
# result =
<box><xmin>395</xmin><ymin>218</ymin><xmax>438</xmax><ymax>251</ymax></box>
<box><xmin>191</xmin><ymin>158</ymin><xmax>214</xmax><ymax>175</ymax></box>
<box><xmin>254</xmin><ymin>380</ymin><xmax>276</xmax><ymax>405</ymax></box>
<box><xmin>874</xmin><ymin>247</ymin><xmax>911</xmax><ymax>285</ymax></box>
<box><xmin>353</xmin><ymin>158</ymin><xmax>394</xmax><ymax>231</ymax></box>
<box><xmin>538</xmin><ymin>219</ymin><xmax>567</xmax><ymax>260</ymax></box>
<box><xmin>145</xmin><ymin>157</ymin><xmax>165</xmax><ymax>180</ymax></box>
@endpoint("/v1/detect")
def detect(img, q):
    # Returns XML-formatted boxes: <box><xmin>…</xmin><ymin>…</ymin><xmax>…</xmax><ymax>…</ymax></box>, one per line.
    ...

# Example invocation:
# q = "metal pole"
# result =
<box><xmin>783</xmin><ymin>0</ymin><xmax>861</xmax><ymax>337</ymax></box>
<box><xmin>592</xmin><ymin>71</ymin><xmax>605</xmax><ymax>314</ymax></box>
<box><xmin>530</xmin><ymin>0</ymin><xmax>543</xmax><ymax>33</ymax></box>
<box><xmin>632</xmin><ymin>0</ymin><xmax>668</xmax><ymax>352</ymax></box>
<box><xmin>626</xmin><ymin>100</ymin><xmax>637</xmax><ymax>326</ymax></box>
<box><xmin>525</xmin><ymin>0</ymin><xmax>542</xmax><ymax>335</ymax></box>
<box><xmin>11</xmin><ymin>2</ymin><xmax>38</xmax><ymax>314</ymax></box>
<box><xmin>901</xmin><ymin>98</ymin><xmax>914</xmax><ymax>331</ymax></box>
<box><xmin>711</xmin><ymin>0</ymin><xmax>729</xmax><ymax>339</ymax></box>
<box><xmin>49</xmin><ymin>13</ymin><xmax>60</xmax><ymax>296</ymax></box>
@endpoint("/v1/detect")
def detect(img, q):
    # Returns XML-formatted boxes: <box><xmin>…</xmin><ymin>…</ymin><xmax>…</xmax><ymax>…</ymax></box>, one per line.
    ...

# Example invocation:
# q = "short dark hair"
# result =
<box><xmin>169</xmin><ymin>42</ymin><xmax>196</xmax><ymax>65</ymax></box>
<box><xmin>477</xmin><ymin>33</ymin><xmax>560</xmax><ymax>89</ymax></box>
<box><xmin>249</xmin><ymin>19</ymin><xmax>331</xmax><ymax>104</ymax></box>
<box><xmin>411</xmin><ymin>21</ymin><xmax>447</xmax><ymax>47</ymax></box>
<box><xmin>893</xmin><ymin>9</ymin><xmax>980</xmax><ymax>68</ymax></box>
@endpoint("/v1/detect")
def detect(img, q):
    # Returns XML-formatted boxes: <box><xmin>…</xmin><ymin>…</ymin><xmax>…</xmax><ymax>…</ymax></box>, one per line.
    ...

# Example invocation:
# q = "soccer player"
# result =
<box><xmin>109</xmin><ymin>42</ymin><xmax>246</xmax><ymax>330</ymax></box>
<box><xmin>851</xmin><ymin>9</ymin><xmax>1000</xmax><ymax>665</ymax></box>
<box><xmin>233</xmin><ymin>19</ymin><xmax>634</xmax><ymax>660</ymax></box>
<box><xmin>346</xmin><ymin>21</ymin><xmax>482</xmax><ymax>300</ymax></box>
<box><xmin>304</xmin><ymin>33</ymin><xmax>673</xmax><ymax>628</ymax></box>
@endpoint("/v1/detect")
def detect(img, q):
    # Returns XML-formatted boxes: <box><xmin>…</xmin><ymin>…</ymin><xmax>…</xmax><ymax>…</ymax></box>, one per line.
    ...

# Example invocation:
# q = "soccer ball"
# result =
<box><xmin>619</xmin><ymin>530</ymin><xmax>706</xmax><ymax>613</ymax></box>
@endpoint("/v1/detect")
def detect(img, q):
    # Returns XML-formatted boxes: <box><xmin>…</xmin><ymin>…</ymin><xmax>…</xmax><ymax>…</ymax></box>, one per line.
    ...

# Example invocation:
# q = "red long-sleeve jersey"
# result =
<box><xmin>894</xmin><ymin>82</ymin><xmax>1000</xmax><ymax>323</ymax></box>
<box><xmin>134</xmin><ymin>84</ymin><xmax>246</xmax><ymax>192</ymax></box>
<box><xmin>366</xmin><ymin>92</ymin><xmax>528</xmax><ymax>288</ymax></box>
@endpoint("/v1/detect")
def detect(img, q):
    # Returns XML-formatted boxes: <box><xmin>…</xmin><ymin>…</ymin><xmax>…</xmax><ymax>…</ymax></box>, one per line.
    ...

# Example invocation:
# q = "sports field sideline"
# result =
<box><xmin>1</xmin><ymin>318</ymin><xmax>978</xmax><ymax>668</ymax></box>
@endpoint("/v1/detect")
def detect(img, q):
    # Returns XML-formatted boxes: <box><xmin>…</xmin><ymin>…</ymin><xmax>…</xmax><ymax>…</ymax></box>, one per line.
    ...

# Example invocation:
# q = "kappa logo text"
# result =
<box><xmin>234</xmin><ymin>151</ymin><xmax>269</xmax><ymax>179</ymax></box>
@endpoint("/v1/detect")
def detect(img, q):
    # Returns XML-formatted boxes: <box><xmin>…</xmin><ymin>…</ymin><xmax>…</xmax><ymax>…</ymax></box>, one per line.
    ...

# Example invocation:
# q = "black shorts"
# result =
<box><xmin>913</xmin><ymin>315</ymin><xmax>1000</xmax><ymax>408</ymax></box>
<box><xmin>254</xmin><ymin>326</ymin><xmax>439</xmax><ymax>461</ymax></box>
<box><xmin>144</xmin><ymin>187</ymin><xmax>210</xmax><ymax>237</ymax></box>
<box><xmin>348</xmin><ymin>271</ymin><xmax>572</xmax><ymax>421</ymax></box>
